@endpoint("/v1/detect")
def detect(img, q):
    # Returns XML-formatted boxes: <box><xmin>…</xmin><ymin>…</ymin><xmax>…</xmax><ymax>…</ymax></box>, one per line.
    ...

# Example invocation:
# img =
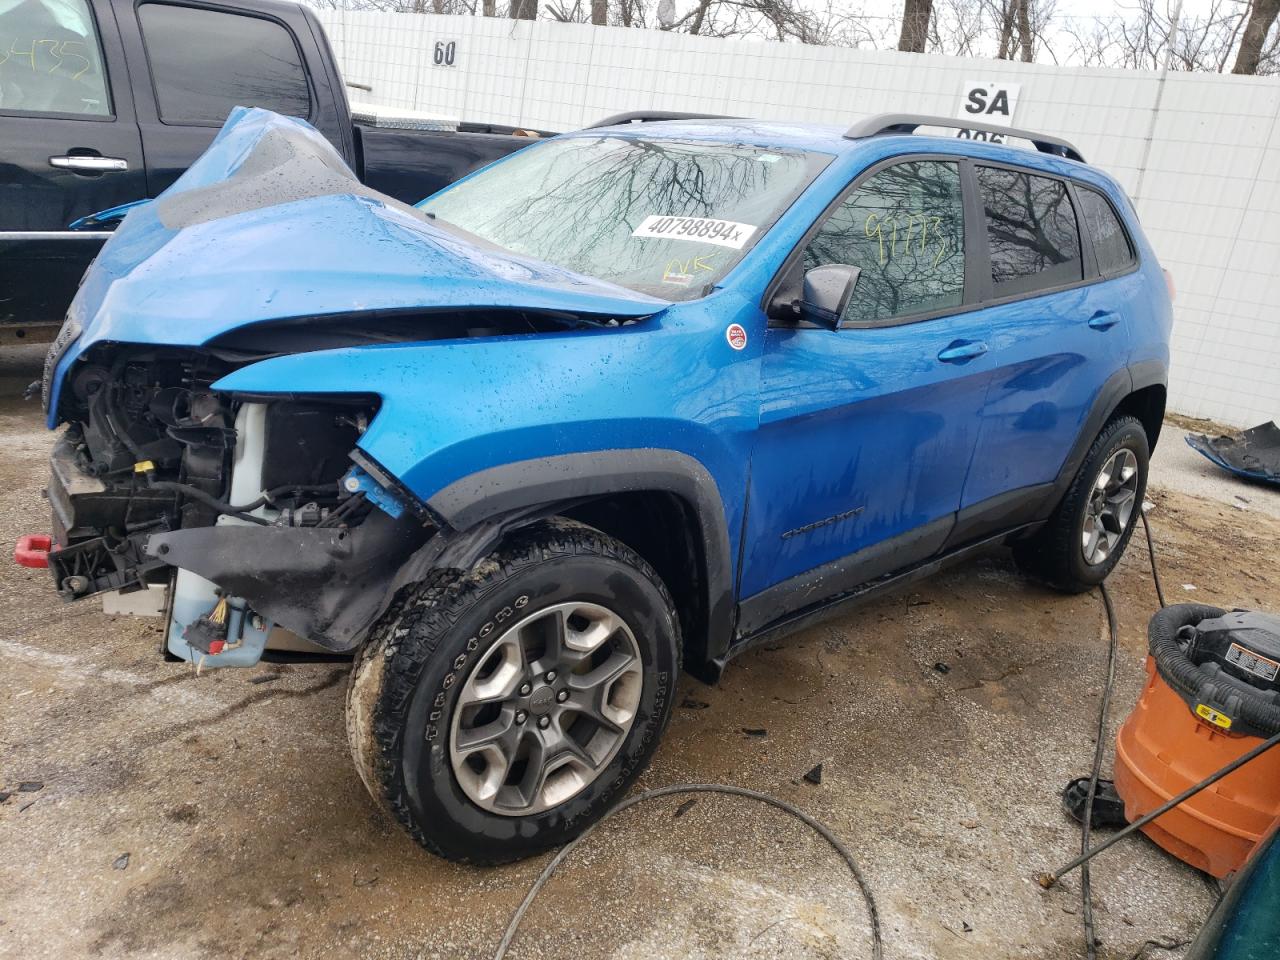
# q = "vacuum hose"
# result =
<box><xmin>1148</xmin><ymin>603</ymin><xmax>1280</xmax><ymax>738</ymax></box>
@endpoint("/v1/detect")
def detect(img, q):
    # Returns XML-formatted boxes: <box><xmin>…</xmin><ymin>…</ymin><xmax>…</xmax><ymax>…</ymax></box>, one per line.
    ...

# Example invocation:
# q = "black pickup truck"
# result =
<box><xmin>0</xmin><ymin>0</ymin><xmax>540</xmax><ymax>341</ymax></box>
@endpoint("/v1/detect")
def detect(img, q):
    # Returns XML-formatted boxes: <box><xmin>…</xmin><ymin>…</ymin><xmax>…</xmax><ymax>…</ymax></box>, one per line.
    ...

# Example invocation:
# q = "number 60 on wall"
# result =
<box><xmin>433</xmin><ymin>40</ymin><xmax>457</xmax><ymax>67</ymax></box>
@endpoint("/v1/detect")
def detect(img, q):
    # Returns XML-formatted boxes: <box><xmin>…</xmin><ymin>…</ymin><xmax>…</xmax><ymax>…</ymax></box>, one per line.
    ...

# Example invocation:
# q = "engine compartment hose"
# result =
<box><xmin>492</xmin><ymin>783</ymin><xmax>883</xmax><ymax>960</ymax></box>
<box><xmin>145</xmin><ymin>480</ymin><xmax>272</xmax><ymax>526</ymax></box>
<box><xmin>145</xmin><ymin>480</ymin><xmax>337</xmax><ymax>527</ymax></box>
<box><xmin>1148</xmin><ymin>603</ymin><xmax>1280</xmax><ymax>737</ymax></box>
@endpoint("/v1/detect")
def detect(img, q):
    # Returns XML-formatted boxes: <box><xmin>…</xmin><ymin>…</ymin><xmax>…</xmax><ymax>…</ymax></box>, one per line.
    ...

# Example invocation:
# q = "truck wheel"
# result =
<box><xmin>346</xmin><ymin>518</ymin><xmax>680</xmax><ymax>864</ymax></box>
<box><xmin>1014</xmin><ymin>415</ymin><xmax>1149</xmax><ymax>593</ymax></box>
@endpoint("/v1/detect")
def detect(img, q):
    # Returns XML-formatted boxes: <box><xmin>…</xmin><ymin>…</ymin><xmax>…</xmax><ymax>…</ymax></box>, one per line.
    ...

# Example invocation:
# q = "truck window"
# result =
<box><xmin>0</xmin><ymin>0</ymin><xmax>111</xmax><ymax>117</ymax></box>
<box><xmin>136</xmin><ymin>3</ymin><xmax>309</xmax><ymax>126</ymax></box>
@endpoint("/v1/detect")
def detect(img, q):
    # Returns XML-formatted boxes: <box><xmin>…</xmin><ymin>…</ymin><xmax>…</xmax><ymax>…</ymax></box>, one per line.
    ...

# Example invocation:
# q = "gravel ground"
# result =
<box><xmin>2</xmin><ymin>342</ymin><xmax>1277</xmax><ymax>960</ymax></box>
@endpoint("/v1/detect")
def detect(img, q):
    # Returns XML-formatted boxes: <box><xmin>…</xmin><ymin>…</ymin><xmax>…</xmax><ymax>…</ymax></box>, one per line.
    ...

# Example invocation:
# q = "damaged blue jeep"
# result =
<box><xmin>34</xmin><ymin>107</ymin><xmax>1171</xmax><ymax>862</ymax></box>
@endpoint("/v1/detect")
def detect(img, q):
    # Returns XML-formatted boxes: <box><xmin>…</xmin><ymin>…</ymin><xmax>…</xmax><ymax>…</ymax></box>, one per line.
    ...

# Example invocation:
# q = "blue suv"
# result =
<box><xmin>34</xmin><ymin>107</ymin><xmax>1171</xmax><ymax>862</ymax></box>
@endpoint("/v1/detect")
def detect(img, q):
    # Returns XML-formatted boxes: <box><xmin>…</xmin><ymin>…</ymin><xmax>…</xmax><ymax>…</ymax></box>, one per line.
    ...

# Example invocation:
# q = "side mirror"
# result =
<box><xmin>800</xmin><ymin>264</ymin><xmax>860</xmax><ymax>329</ymax></box>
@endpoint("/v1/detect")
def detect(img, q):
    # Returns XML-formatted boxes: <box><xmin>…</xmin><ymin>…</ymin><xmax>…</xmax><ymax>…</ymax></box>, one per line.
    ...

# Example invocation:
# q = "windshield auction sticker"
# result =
<box><xmin>632</xmin><ymin>215</ymin><xmax>758</xmax><ymax>250</ymax></box>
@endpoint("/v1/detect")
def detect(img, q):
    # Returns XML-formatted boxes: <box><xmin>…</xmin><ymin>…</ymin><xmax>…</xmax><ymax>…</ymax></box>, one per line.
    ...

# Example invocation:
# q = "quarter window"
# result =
<box><xmin>976</xmin><ymin>166</ymin><xmax>1082</xmax><ymax>296</ymax></box>
<box><xmin>138</xmin><ymin>3</ymin><xmax>309</xmax><ymax>126</ymax></box>
<box><xmin>802</xmin><ymin>160</ymin><xmax>966</xmax><ymax>324</ymax></box>
<box><xmin>1077</xmin><ymin>187</ymin><xmax>1135</xmax><ymax>275</ymax></box>
<box><xmin>0</xmin><ymin>0</ymin><xmax>110</xmax><ymax>116</ymax></box>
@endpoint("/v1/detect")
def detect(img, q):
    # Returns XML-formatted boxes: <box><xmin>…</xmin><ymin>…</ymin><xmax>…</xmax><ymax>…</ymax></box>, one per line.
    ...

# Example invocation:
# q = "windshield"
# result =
<box><xmin>419</xmin><ymin>135</ymin><xmax>829</xmax><ymax>301</ymax></box>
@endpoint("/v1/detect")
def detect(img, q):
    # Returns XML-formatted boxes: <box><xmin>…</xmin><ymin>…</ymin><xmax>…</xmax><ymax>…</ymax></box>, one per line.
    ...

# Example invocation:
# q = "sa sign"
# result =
<box><xmin>955</xmin><ymin>80</ymin><xmax>1020</xmax><ymax>143</ymax></box>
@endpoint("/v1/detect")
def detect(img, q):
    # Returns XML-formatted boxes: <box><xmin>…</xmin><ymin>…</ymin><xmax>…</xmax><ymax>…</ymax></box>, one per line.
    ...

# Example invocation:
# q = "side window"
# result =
<box><xmin>137</xmin><ymin>3</ymin><xmax>309</xmax><ymax>126</ymax></box>
<box><xmin>0</xmin><ymin>0</ymin><xmax>111</xmax><ymax>117</ymax></box>
<box><xmin>802</xmin><ymin>160</ymin><xmax>966</xmax><ymax>325</ymax></box>
<box><xmin>976</xmin><ymin>166</ymin><xmax>1082</xmax><ymax>296</ymax></box>
<box><xmin>1077</xmin><ymin>187</ymin><xmax>1135</xmax><ymax>275</ymax></box>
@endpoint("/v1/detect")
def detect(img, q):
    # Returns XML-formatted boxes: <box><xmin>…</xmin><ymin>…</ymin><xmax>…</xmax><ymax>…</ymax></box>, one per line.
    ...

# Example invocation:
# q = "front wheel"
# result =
<box><xmin>1014</xmin><ymin>414</ymin><xmax>1150</xmax><ymax>592</ymax></box>
<box><xmin>346</xmin><ymin>518</ymin><xmax>681</xmax><ymax>864</ymax></box>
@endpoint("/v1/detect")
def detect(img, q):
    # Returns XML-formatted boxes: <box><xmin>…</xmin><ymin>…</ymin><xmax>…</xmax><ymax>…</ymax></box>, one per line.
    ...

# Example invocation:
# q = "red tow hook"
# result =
<box><xmin>15</xmin><ymin>534</ymin><xmax>52</xmax><ymax>569</ymax></box>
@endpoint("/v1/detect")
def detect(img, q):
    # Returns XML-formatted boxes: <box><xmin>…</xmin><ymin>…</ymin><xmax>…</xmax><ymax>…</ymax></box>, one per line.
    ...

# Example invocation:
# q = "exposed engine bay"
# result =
<box><xmin>46</xmin><ymin>343</ymin><xmax>399</xmax><ymax>666</ymax></box>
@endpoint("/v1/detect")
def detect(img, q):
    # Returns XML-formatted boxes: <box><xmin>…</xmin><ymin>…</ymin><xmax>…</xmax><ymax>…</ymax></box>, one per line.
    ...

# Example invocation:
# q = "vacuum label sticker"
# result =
<box><xmin>1226</xmin><ymin>642</ymin><xmax>1280</xmax><ymax>682</ymax></box>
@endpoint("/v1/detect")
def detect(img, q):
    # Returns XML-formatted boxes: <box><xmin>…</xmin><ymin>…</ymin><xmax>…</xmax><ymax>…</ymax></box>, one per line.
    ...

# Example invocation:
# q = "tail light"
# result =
<box><xmin>1163</xmin><ymin>268</ymin><xmax>1176</xmax><ymax>303</ymax></box>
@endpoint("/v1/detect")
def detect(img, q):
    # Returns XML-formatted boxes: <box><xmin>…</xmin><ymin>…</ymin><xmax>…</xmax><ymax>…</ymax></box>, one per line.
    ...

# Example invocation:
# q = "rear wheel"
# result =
<box><xmin>1014</xmin><ymin>415</ymin><xmax>1149</xmax><ymax>592</ymax></box>
<box><xmin>346</xmin><ymin>518</ymin><xmax>680</xmax><ymax>864</ymax></box>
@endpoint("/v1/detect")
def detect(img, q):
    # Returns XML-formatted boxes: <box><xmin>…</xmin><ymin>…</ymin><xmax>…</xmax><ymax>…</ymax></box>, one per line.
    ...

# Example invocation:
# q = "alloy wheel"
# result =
<box><xmin>448</xmin><ymin>601</ymin><xmax>643</xmax><ymax>816</ymax></box>
<box><xmin>1080</xmin><ymin>447</ymin><xmax>1139</xmax><ymax>566</ymax></box>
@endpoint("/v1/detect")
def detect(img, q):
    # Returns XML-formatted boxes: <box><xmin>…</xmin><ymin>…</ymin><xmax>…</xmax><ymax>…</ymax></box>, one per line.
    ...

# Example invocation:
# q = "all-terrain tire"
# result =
<box><xmin>345</xmin><ymin>517</ymin><xmax>681</xmax><ymax>864</ymax></box>
<box><xmin>1014</xmin><ymin>415</ymin><xmax>1150</xmax><ymax>593</ymax></box>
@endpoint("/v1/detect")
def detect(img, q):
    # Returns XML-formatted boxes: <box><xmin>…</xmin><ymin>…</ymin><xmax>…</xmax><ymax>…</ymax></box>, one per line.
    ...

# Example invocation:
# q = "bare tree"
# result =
<box><xmin>898</xmin><ymin>0</ymin><xmax>932</xmax><ymax>52</ymax></box>
<box><xmin>1234</xmin><ymin>0</ymin><xmax>1280</xmax><ymax>72</ymax></box>
<box><xmin>1062</xmin><ymin>0</ymin><xmax>1266</xmax><ymax>72</ymax></box>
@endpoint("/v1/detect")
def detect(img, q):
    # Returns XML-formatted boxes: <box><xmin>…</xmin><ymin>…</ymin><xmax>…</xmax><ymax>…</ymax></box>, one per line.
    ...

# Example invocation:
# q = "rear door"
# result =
<box><xmin>958</xmin><ymin>164</ymin><xmax>1134</xmax><ymax>529</ymax></box>
<box><xmin>113</xmin><ymin>0</ymin><xmax>324</xmax><ymax>197</ymax></box>
<box><xmin>739</xmin><ymin>156</ymin><xmax>994</xmax><ymax>633</ymax></box>
<box><xmin>0</xmin><ymin>0</ymin><xmax>144</xmax><ymax>327</ymax></box>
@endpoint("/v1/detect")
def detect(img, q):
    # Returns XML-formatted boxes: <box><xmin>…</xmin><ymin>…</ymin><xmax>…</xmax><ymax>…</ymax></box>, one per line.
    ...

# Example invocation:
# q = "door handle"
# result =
<box><xmin>49</xmin><ymin>155</ymin><xmax>129</xmax><ymax>173</ymax></box>
<box><xmin>937</xmin><ymin>340</ymin><xmax>989</xmax><ymax>363</ymax></box>
<box><xmin>1088</xmin><ymin>310</ymin><xmax>1120</xmax><ymax>330</ymax></box>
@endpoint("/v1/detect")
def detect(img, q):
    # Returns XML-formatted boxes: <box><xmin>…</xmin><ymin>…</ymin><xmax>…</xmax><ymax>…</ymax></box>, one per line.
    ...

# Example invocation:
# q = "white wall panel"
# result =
<box><xmin>314</xmin><ymin>10</ymin><xmax>1280</xmax><ymax>426</ymax></box>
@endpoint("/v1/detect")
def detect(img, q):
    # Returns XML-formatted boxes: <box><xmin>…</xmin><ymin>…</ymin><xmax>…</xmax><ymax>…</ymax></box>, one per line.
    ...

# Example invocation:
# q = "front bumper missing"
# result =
<box><xmin>143</xmin><ymin>509</ymin><xmax>434</xmax><ymax>652</ymax></box>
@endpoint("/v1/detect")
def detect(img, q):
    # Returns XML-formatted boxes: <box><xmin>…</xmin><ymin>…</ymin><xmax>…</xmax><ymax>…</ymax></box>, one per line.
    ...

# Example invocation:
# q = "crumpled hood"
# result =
<box><xmin>47</xmin><ymin>108</ymin><xmax>666</xmax><ymax>422</ymax></box>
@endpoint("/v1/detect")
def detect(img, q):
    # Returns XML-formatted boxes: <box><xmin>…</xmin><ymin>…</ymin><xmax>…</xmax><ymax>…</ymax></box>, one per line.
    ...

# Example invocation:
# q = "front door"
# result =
<box><xmin>738</xmin><ymin>157</ymin><xmax>993</xmax><ymax>634</ymax></box>
<box><xmin>0</xmin><ymin>0</ymin><xmax>145</xmax><ymax>326</ymax></box>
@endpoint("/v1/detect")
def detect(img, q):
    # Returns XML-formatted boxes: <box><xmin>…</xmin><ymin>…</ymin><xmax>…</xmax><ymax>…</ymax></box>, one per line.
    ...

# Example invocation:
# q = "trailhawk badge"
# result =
<box><xmin>725</xmin><ymin>323</ymin><xmax>748</xmax><ymax>350</ymax></box>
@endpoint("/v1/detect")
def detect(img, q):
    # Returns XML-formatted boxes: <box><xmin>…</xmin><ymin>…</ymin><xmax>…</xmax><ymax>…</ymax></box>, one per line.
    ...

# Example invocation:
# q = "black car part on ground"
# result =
<box><xmin>1186</xmin><ymin>421</ymin><xmax>1280</xmax><ymax>486</ymax></box>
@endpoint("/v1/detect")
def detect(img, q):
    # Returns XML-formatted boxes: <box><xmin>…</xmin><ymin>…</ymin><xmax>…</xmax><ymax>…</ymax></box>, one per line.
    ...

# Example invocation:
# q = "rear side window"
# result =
<box><xmin>1077</xmin><ymin>188</ymin><xmax>1135</xmax><ymax>275</ymax></box>
<box><xmin>137</xmin><ymin>3</ymin><xmax>309</xmax><ymax>126</ymax></box>
<box><xmin>802</xmin><ymin>159</ymin><xmax>966</xmax><ymax>324</ymax></box>
<box><xmin>976</xmin><ymin>166</ymin><xmax>1082</xmax><ymax>296</ymax></box>
<box><xmin>0</xmin><ymin>0</ymin><xmax>111</xmax><ymax>116</ymax></box>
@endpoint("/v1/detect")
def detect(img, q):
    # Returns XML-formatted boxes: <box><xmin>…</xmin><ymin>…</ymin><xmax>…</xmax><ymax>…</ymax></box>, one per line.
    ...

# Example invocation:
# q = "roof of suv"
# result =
<box><xmin>581</xmin><ymin>118</ymin><xmax>859</xmax><ymax>153</ymax></box>
<box><xmin>579</xmin><ymin>115</ymin><xmax>1091</xmax><ymax>175</ymax></box>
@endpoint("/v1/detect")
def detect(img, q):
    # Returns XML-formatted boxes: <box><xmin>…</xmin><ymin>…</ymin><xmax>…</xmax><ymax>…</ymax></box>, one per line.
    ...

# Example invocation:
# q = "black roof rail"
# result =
<box><xmin>844</xmin><ymin>113</ymin><xmax>1085</xmax><ymax>163</ymax></box>
<box><xmin>586</xmin><ymin>111</ymin><xmax>739</xmax><ymax>130</ymax></box>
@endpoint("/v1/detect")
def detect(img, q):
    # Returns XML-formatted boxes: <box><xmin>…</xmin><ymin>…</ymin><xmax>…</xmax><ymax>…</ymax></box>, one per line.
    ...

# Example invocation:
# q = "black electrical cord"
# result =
<box><xmin>492</xmin><ymin>783</ymin><xmax>883</xmax><ymax>960</ymax></box>
<box><xmin>1140</xmin><ymin>509</ymin><xmax>1167</xmax><ymax>608</ymax></box>
<box><xmin>1079</xmin><ymin>582</ymin><xmax>1120</xmax><ymax>960</ymax></box>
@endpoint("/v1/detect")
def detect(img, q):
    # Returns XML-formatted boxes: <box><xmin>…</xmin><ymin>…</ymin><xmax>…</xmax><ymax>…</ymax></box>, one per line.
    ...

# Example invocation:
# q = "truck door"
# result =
<box><xmin>113</xmin><ymin>1</ymin><xmax>324</xmax><ymax>197</ymax></box>
<box><xmin>0</xmin><ymin>0</ymin><xmax>144</xmax><ymax>329</ymax></box>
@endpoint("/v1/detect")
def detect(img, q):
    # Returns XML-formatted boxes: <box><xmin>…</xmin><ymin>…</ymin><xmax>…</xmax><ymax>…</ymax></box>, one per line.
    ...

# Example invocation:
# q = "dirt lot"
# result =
<box><xmin>3</xmin><ymin>343</ymin><xmax>1278</xmax><ymax>960</ymax></box>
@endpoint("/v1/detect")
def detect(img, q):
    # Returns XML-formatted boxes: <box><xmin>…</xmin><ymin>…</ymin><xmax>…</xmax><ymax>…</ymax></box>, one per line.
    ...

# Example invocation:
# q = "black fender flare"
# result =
<box><xmin>425</xmin><ymin>449</ymin><xmax>736</xmax><ymax>678</ymax></box>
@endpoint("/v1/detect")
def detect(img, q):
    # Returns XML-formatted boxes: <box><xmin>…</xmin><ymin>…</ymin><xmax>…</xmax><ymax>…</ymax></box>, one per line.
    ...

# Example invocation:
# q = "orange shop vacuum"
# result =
<box><xmin>1110</xmin><ymin>603</ymin><xmax>1280</xmax><ymax>878</ymax></box>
